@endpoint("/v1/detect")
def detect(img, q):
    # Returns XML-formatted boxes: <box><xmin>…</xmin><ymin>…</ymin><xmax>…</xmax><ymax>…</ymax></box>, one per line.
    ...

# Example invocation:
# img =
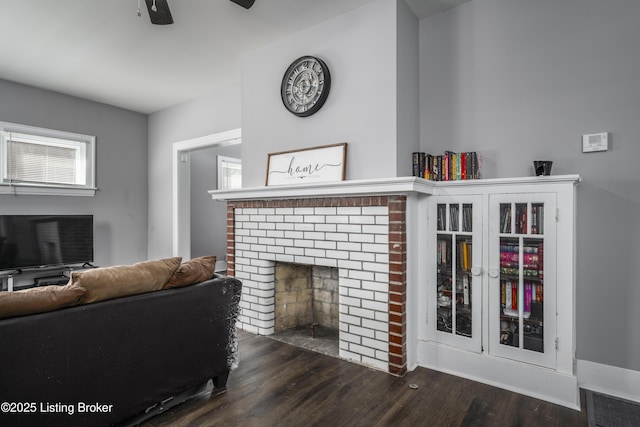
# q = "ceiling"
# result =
<box><xmin>0</xmin><ymin>0</ymin><xmax>468</xmax><ymax>114</ymax></box>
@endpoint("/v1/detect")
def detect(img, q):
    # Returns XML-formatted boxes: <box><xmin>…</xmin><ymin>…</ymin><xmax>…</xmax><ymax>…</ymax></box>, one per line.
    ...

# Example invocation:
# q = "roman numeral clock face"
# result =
<box><xmin>281</xmin><ymin>56</ymin><xmax>331</xmax><ymax>117</ymax></box>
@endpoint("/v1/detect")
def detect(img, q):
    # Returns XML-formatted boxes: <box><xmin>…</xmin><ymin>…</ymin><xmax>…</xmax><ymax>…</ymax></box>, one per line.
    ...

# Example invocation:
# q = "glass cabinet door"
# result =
<box><xmin>489</xmin><ymin>195</ymin><xmax>556</xmax><ymax>368</ymax></box>
<box><xmin>432</xmin><ymin>197</ymin><xmax>481</xmax><ymax>353</ymax></box>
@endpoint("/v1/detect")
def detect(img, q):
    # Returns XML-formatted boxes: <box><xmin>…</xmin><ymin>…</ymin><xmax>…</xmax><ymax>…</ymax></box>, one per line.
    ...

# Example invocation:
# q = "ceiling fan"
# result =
<box><xmin>139</xmin><ymin>0</ymin><xmax>256</xmax><ymax>25</ymax></box>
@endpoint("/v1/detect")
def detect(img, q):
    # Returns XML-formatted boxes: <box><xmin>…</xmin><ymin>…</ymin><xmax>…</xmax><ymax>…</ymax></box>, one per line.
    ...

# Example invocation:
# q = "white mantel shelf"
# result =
<box><xmin>208</xmin><ymin>175</ymin><xmax>581</xmax><ymax>202</ymax></box>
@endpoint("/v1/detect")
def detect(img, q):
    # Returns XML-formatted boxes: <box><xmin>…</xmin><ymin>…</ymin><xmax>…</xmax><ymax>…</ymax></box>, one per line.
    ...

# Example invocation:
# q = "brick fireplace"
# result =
<box><xmin>225</xmin><ymin>195</ymin><xmax>407</xmax><ymax>375</ymax></box>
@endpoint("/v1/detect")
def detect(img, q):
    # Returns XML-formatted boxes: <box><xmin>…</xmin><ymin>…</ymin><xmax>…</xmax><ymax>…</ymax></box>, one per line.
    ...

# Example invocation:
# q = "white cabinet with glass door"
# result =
<box><xmin>427</xmin><ymin>195</ymin><xmax>482</xmax><ymax>353</ymax></box>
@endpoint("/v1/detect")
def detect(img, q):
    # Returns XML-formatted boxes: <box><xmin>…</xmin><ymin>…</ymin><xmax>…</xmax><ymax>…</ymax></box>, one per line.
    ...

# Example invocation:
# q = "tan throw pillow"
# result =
<box><xmin>72</xmin><ymin>257</ymin><xmax>182</xmax><ymax>304</ymax></box>
<box><xmin>164</xmin><ymin>255</ymin><xmax>217</xmax><ymax>289</ymax></box>
<box><xmin>0</xmin><ymin>284</ymin><xmax>86</xmax><ymax>319</ymax></box>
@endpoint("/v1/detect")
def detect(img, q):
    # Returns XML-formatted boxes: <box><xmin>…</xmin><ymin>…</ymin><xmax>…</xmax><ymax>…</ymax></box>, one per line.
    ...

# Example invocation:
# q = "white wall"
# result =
<box><xmin>420</xmin><ymin>0</ymin><xmax>640</xmax><ymax>372</ymax></box>
<box><xmin>240</xmin><ymin>0</ymin><xmax>400</xmax><ymax>187</ymax></box>
<box><xmin>147</xmin><ymin>84</ymin><xmax>241</xmax><ymax>259</ymax></box>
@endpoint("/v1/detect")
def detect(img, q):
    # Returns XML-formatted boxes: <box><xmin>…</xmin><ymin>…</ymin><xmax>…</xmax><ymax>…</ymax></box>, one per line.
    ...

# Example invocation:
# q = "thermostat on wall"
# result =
<box><xmin>582</xmin><ymin>132</ymin><xmax>609</xmax><ymax>153</ymax></box>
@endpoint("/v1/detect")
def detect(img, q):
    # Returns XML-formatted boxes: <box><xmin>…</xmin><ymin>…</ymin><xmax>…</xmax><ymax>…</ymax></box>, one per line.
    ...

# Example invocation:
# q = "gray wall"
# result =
<box><xmin>147</xmin><ymin>84</ymin><xmax>241</xmax><ymax>259</ymax></box>
<box><xmin>0</xmin><ymin>79</ymin><xmax>149</xmax><ymax>270</ymax></box>
<box><xmin>240</xmin><ymin>0</ymin><xmax>401</xmax><ymax>186</ymax></box>
<box><xmin>420</xmin><ymin>0</ymin><xmax>640</xmax><ymax>371</ymax></box>
<box><xmin>190</xmin><ymin>144</ymin><xmax>241</xmax><ymax>260</ymax></box>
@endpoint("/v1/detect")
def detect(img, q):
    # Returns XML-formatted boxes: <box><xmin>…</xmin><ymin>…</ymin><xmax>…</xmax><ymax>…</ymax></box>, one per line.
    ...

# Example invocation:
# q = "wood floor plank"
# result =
<box><xmin>141</xmin><ymin>331</ymin><xmax>588</xmax><ymax>427</ymax></box>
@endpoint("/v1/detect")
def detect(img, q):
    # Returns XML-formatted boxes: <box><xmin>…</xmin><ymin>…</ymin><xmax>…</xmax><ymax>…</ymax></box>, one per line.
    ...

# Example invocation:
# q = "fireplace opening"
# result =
<box><xmin>271</xmin><ymin>262</ymin><xmax>339</xmax><ymax>357</ymax></box>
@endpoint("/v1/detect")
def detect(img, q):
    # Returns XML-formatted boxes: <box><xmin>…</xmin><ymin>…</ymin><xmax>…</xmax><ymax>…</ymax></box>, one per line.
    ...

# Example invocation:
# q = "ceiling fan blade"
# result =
<box><xmin>145</xmin><ymin>0</ymin><xmax>174</xmax><ymax>25</ymax></box>
<box><xmin>230</xmin><ymin>0</ymin><xmax>256</xmax><ymax>9</ymax></box>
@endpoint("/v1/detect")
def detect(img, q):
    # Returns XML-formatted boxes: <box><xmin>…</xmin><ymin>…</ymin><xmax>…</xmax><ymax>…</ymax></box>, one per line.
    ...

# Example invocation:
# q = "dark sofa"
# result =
<box><xmin>0</xmin><ymin>275</ymin><xmax>241</xmax><ymax>427</ymax></box>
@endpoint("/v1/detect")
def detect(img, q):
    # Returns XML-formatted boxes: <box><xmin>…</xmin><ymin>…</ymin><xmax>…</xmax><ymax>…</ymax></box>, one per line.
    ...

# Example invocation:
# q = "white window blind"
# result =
<box><xmin>0</xmin><ymin>122</ymin><xmax>95</xmax><ymax>196</ymax></box>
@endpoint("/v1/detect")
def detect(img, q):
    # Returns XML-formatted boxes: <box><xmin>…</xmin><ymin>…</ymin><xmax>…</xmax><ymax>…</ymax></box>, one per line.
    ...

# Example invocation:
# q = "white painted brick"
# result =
<box><xmin>341</xmin><ymin>332</ymin><xmax>361</xmax><ymax>344</ymax></box>
<box><xmin>340</xmin><ymin>313</ymin><xmax>362</xmax><ymax>326</ymax></box>
<box><xmin>338</xmin><ymin>260</ymin><xmax>362</xmax><ymax>270</ymax></box>
<box><xmin>294</xmin><ymin>223</ymin><xmax>314</xmax><ymax>231</ymax></box>
<box><xmin>243</xmin><ymin>222</ymin><xmax>258</xmax><ymax>229</ymax></box>
<box><xmin>251</xmin><ymin>258</ymin><xmax>275</xmax><ymax>268</ymax></box>
<box><xmin>235</xmin><ymin>214</ymin><xmax>250</xmax><ymax>222</ymax></box>
<box><xmin>251</xmin><ymin>289</ymin><xmax>275</xmax><ymax>298</ymax></box>
<box><xmin>250</xmin><ymin>214</ymin><xmax>266</xmax><ymax>222</ymax></box>
<box><xmin>337</xmin><ymin>207</ymin><xmax>361</xmax><ymax>215</ymax></box>
<box><xmin>258</xmin><ymin>208</ymin><xmax>275</xmax><ymax>215</ymax></box>
<box><xmin>340</xmin><ymin>296</ymin><xmax>361</xmax><ymax>307</ymax></box>
<box><xmin>350</xmin><ymin>252</ymin><xmax>375</xmax><ymax>262</ymax></box>
<box><xmin>294</xmin><ymin>255</ymin><xmax>315</xmax><ymax>265</ymax></box>
<box><xmin>326</xmin><ymin>233</ymin><xmax>349</xmax><ymax>242</ymax></box>
<box><xmin>236</xmin><ymin>242</ymin><xmax>252</xmax><ymax>250</ymax></box>
<box><xmin>337</xmin><ymin>224</ymin><xmax>362</xmax><ymax>233</ymax></box>
<box><xmin>362</xmin><ymin>299</ymin><xmax>388</xmax><ymax>312</ymax></box>
<box><xmin>374</xmin><ymin>311</ymin><xmax>389</xmax><ymax>323</ymax></box>
<box><xmin>362</xmin><ymin>318</ymin><xmax>388</xmax><ymax>332</ymax></box>
<box><xmin>349</xmin><ymin>233</ymin><xmax>375</xmax><ymax>243</ymax></box>
<box><xmin>363</xmin><ymin>262</ymin><xmax>388</xmax><ymax>273</ymax></box>
<box><xmin>293</xmin><ymin>239</ymin><xmax>314</xmax><ymax>248</ymax></box>
<box><xmin>326</xmin><ymin>250</ymin><xmax>349</xmax><ymax>259</ymax></box>
<box><xmin>375</xmin><ymin>253</ymin><xmax>389</xmax><ymax>264</ymax></box>
<box><xmin>259</xmin><ymin>222</ymin><xmax>276</xmax><ymax>230</ymax></box>
<box><xmin>314</xmin><ymin>207</ymin><xmax>336</xmax><ymax>215</ymax></box>
<box><xmin>284</xmin><ymin>230</ymin><xmax>304</xmax><ymax>239</ymax></box>
<box><xmin>284</xmin><ymin>215</ymin><xmax>303</xmax><ymax>223</ymax></box>
<box><xmin>241</xmin><ymin>324</ymin><xmax>259</xmax><ymax>334</ymax></box>
<box><xmin>242</xmin><ymin>208</ymin><xmax>258</xmax><ymax>215</ymax></box>
<box><xmin>315</xmin><ymin>240</ymin><xmax>336</xmax><ymax>250</ymax></box>
<box><xmin>340</xmin><ymin>277</ymin><xmax>361</xmax><ymax>289</ymax></box>
<box><xmin>349</xmin><ymin>288</ymin><xmax>374</xmax><ymax>301</ymax></box>
<box><xmin>275</xmin><ymin>254</ymin><xmax>295</xmax><ymax>263</ymax></box>
<box><xmin>339</xmin><ymin>339</ymin><xmax>349</xmax><ymax>348</ymax></box>
<box><xmin>362</xmin><ymin>357</ymin><xmax>388</xmax><ymax>371</ymax></box>
<box><xmin>375</xmin><ymin>273</ymin><xmax>389</xmax><ymax>283</ymax></box>
<box><xmin>266</xmin><ymin>215</ymin><xmax>284</xmax><ymax>223</ymax></box>
<box><xmin>293</xmin><ymin>207</ymin><xmax>314</xmax><ymax>215</ymax></box>
<box><xmin>249</xmin><ymin>229</ymin><xmax>267</xmax><ymax>238</ymax></box>
<box><xmin>315</xmin><ymin>223</ymin><xmax>337</xmax><ymax>233</ymax></box>
<box><xmin>304</xmin><ymin>231</ymin><xmax>325</xmax><ymax>241</ymax></box>
<box><xmin>349</xmin><ymin>270</ymin><xmax>375</xmax><ymax>281</ymax></box>
<box><xmin>235</xmin><ymin>228</ymin><xmax>250</xmax><ymax>236</ymax></box>
<box><xmin>363</xmin><ymin>225</ymin><xmax>388</xmax><ymax>235</ymax></box>
<box><xmin>251</xmin><ymin>304</ymin><xmax>274</xmax><ymax>314</ymax></box>
<box><xmin>374</xmin><ymin>292</ymin><xmax>388</xmax><ymax>303</ymax></box>
<box><xmin>257</xmin><ymin>311</ymin><xmax>275</xmax><ymax>321</ymax></box>
<box><xmin>314</xmin><ymin>258</ymin><xmax>337</xmax><ymax>268</ymax></box>
<box><xmin>349</xmin><ymin>343</ymin><xmax>376</xmax><ymax>358</ymax></box>
<box><xmin>284</xmin><ymin>246</ymin><xmax>304</xmax><ymax>256</ymax></box>
<box><xmin>250</xmin><ymin>244</ymin><xmax>267</xmax><ymax>253</ymax></box>
<box><xmin>275</xmin><ymin>238</ymin><xmax>294</xmax><ymax>246</ymax></box>
<box><xmin>266</xmin><ymin>246</ymin><xmax>284</xmax><ymax>254</ymax></box>
<box><xmin>375</xmin><ymin>235</ymin><xmax>389</xmax><ymax>244</ymax></box>
<box><xmin>349</xmin><ymin>325</ymin><xmax>375</xmax><ymax>339</ymax></box>
<box><xmin>304</xmin><ymin>215</ymin><xmax>325</xmax><ymax>223</ymax></box>
<box><xmin>374</xmin><ymin>351</ymin><xmax>389</xmax><ymax>362</ymax></box>
<box><xmin>257</xmin><ymin>327</ymin><xmax>275</xmax><ymax>335</ymax></box>
<box><xmin>362</xmin><ymin>243</ymin><xmax>388</xmax><ymax>253</ymax></box>
<box><xmin>276</xmin><ymin>222</ymin><xmax>294</xmax><ymax>230</ymax></box>
<box><xmin>260</xmin><ymin>252</ymin><xmax>277</xmax><ymax>261</ymax></box>
<box><xmin>326</xmin><ymin>215</ymin><xmax>349</xmax><ymax>224</ymax></box>
<box><xmin>350</xmin><ymin>307</ymin><xmax>375</xmax><ymax>320</ymax></box>
<box><xmin>305</xmin><ymin>248</ymin><xmax>326</xmax><ymax>258</ymax></box>
<box><xmin>259</xmin><ymin>237</ymin><xmax>276</xmax><ymax>246</ymax></box>
<box><xmin>376</xmin><ymin>216</ymin><xmax>389</xmax><ymax>225</ymax></box>
<box><xmin>375</xmin><ymin>331</ymin><xmax>388</xmax><ymax>342</ymax></box>
<box><xmin>339</xmin><ymin>349</ymin><xmax>362</xmax><ymax>363</ymax></box>
<box><xmin>362</xmin><ymin>206</ymin><xmax>388</xmax><ymax>215</ymax></box>
<box><xmin>337</xmin><ymin>241</ymin><xmax>361</xmax><ymax>251</ymax></box>
<box><xmin>275</xmin><ymin>207</ymin><xmax>293</xmax><ymax>215</ymax></box>
<box><xmin>258</xmin><ymin>266</ymin><xmax>275</xmax><ymax>275</ymax></box>
<box><xmin>350</xmin><ymin>216</ymin><xmax>375</xmax><ymax>225</ymax></box>
<box><xmin>363</xmin><ymin>337</ymin><xmax>388</xmax><ymax>352</ymax></box>
<box><xmin>236</xmin><ymin>271</ymin><xmax>251</xmax><ymax>280</ymax></box>
<box><xmin>267</xmin><ymin>230</ymin><xmax>285</xmax><ymax>238</ymax></box>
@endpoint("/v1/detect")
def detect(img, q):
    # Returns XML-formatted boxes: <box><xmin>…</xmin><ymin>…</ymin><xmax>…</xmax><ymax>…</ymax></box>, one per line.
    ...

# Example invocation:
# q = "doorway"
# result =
<box><xmin>172</xmin><ymin>128</ymin><xmax>241</xmax><ymax>262</ymax></box>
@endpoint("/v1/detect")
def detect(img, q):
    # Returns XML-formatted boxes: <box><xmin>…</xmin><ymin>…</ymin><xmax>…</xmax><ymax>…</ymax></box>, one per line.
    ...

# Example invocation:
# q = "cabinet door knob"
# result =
<box><xmin>488</xmin><ymin>268</ymin><xmax>500</xmax><ymax>278</ymax></box>
<box><xmin>471</xmin><ymin>266</ymin><xmax>482</xmax><ymax>276</ymax></box>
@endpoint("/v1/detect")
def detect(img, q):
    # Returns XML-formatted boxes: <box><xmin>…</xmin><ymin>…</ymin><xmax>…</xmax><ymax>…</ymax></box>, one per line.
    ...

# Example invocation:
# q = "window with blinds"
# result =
<box><xmin>0</xmin><ymin>122</ymin><xmax>95</xmax><ymax>195</ymax></box>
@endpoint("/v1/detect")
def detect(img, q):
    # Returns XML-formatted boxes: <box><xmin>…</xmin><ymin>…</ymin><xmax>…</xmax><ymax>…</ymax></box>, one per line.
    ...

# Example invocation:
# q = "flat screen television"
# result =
<box><xmin>0</xmin><ymin>215</ymin><xmax>94</xmax><ymax>271</ymax></box>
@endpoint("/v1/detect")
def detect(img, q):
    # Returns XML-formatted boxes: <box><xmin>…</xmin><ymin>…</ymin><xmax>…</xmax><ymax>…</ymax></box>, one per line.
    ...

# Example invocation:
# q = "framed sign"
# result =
<box><xmin>266</xmin><ymin>142</ymin><xmax>347</xmax><ymax>186</ymax></box>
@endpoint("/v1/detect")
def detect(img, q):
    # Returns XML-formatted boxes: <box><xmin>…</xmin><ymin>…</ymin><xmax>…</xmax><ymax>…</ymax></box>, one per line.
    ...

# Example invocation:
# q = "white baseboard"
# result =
<box><xmin>578</xmin><ymin>359</ymin><xmax>640</xmax><ymax>404</ymax></box>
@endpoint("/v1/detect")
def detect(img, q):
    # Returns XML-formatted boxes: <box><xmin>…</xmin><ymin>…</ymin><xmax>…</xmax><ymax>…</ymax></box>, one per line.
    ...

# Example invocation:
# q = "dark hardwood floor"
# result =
<box><xmin>141</xmin><ymin>331</ymin><xmax>588</xmax><ymax>427</ymax></box>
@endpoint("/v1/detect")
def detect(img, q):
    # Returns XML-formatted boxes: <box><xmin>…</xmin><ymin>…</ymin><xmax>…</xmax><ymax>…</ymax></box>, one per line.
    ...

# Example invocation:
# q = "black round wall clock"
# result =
<box><xmin>281</xmin><ymin>55</ymin><xmax>331</xmax><ymax>117</ymax></box>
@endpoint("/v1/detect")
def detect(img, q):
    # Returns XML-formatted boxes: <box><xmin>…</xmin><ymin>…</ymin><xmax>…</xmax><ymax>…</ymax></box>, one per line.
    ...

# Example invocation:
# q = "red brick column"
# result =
<box><xmin>226</xmin><ymin>203</ymin><xmax>236</xmax><ymax>277</ymax></box>
<box><xmin>388</xmin><ymin>196</ymin><xmax>407</xmax><ymax>376</ymax></box>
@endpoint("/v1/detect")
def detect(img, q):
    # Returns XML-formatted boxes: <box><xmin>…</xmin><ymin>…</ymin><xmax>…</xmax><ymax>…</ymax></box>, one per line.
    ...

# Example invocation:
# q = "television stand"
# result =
<box><xmin>34</xmin><ymin>274</ymin><xmax>69</xmax><ymax>287</ymax></box>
